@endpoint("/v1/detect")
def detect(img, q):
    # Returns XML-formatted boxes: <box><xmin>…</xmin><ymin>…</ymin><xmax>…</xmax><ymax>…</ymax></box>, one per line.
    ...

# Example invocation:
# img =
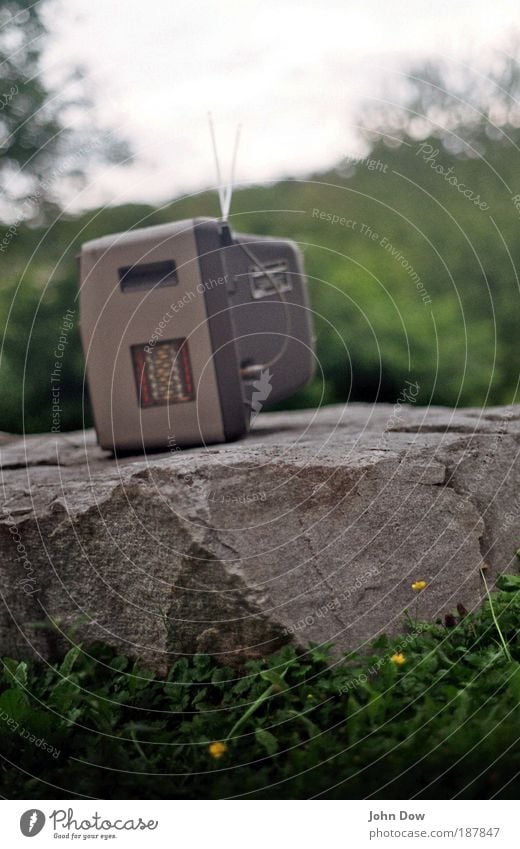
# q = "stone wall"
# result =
<box><xmin>0</xmin><ymin>403</ymin><xmax>518</xmax><ymax>671</ymax></box>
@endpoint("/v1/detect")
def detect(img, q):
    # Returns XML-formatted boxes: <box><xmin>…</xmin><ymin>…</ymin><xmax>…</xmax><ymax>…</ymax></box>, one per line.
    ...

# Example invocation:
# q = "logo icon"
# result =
<box><xmin>250</xmin><ymin>368</ymin><xmax>273</xmax><ymax>424</ymax></box>
<box><xmin>20</xmin><ymin>810</ymin><xmax>45</xmax><ymax>837</ymax></box>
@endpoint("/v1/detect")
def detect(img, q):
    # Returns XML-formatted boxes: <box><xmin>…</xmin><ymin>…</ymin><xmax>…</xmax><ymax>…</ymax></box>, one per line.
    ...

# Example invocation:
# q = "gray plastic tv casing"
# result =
<box><xmin>79</xmin><ymin>217</ymin><xmax>314</xmax><ymax>452</ymax></box>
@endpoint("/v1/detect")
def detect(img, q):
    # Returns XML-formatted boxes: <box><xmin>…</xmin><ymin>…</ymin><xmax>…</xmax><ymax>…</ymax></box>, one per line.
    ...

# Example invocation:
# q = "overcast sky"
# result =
<box><xmin>41</xmin><ymin>0</ymin><xmax>520</xmax><ymax>210</ymax></box>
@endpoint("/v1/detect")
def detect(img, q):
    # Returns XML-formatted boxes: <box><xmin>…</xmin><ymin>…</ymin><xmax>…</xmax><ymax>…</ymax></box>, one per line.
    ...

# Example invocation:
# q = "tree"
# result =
<box><xmin>0</xmin><ymin>0</ymin><xmax>130</xmax><ymax>223</ymax></box>
<box><xmin>359</xmin><ymin>39</ymin><xmax>520</xmax><ymax>155</ymax></box>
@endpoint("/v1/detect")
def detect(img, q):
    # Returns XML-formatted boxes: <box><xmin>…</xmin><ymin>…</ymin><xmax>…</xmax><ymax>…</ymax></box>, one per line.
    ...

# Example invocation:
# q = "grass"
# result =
<box><xmin>1</xmin><ymin>573</ymin><xmax>520</xmax><ymax>799</ymax></box>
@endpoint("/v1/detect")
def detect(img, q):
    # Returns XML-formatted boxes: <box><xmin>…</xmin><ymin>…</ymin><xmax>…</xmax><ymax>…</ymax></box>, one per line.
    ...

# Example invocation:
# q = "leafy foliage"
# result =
<box><xmin>1</xmin><ymin>575</ymin><xmax>520</xmax><ymax>799</ymax></box>
<box><xmin>1</xmin><ymin>127</ymin><xmax>520</xmax><ymax>434</ymax></box>
<box><xmin>1</xmin><ymin>41</ymin><xmax>519</xmax><ymax>430</ymax></box>
<box><xmin>0</xmin><ymin>1</ymin><xmax>130</xmax><ymax>219</ymax></box>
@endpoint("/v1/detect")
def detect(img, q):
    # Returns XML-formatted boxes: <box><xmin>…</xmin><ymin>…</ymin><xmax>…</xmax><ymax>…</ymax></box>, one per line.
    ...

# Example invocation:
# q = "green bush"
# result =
<box><xmin>2</xmin><ymin>131</ymin><xmax>519</xmax><ymax>434</ymax></box>
<box><xmin>1</xmin><ymin>574</ymin><xmax>520</xmax><ymax>799</ymax></box>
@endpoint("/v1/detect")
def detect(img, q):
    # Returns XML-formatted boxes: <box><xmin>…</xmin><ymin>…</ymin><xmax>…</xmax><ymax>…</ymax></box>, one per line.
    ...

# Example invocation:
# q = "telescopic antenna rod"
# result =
<box><xmin>208</xmin><ymin>112</ymin><xmax>241</xmax><ymax>224</ymax></box>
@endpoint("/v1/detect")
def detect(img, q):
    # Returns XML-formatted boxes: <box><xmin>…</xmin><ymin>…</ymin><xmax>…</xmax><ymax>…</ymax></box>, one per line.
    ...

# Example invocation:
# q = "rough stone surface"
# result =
<box><xmin>1</xmin><ymin>403</ymin><xmax>519</xmax><ymax>671</ymax></box>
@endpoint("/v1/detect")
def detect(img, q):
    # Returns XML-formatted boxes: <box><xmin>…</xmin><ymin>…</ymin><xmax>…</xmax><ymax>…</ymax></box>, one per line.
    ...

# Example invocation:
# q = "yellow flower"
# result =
<box><xmin>208</xmin><ymin>741</ymin><xmax>227</xmax><ymax>759</ymax></box>
<box><xmin>411</xmin><ymin>580</ymin><xmax>427</xmax><ymax>592</ymax></box>
<box><xmin>391</xmin><ymin>652</ymin><xmax>406</xmax><ymax>666</ymax></box>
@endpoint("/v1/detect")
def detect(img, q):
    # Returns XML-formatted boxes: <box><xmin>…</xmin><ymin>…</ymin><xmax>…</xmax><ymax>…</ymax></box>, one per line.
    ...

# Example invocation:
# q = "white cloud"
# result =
<box><xmin>41</xmin><ymin>0</ymin><xmax>520</xmax><ymax>209</ymax></box>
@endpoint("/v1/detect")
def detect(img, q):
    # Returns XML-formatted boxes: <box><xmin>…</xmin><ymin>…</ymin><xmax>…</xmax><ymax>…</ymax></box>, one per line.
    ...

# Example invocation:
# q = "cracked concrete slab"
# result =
<box><xmin>0</xmin><ymin>403</ymin><xmax>518</xmax><ymax>671</ymax></box>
